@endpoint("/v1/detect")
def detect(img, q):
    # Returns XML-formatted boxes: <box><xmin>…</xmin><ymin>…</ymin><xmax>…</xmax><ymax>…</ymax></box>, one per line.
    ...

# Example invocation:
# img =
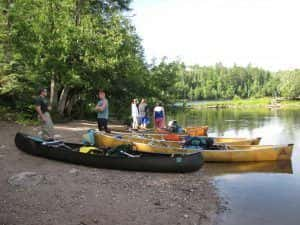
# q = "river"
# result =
<box><xmin>169</xmin><ymin>107</ymin><xmax>300</xmax><ymax>225</ymax></box>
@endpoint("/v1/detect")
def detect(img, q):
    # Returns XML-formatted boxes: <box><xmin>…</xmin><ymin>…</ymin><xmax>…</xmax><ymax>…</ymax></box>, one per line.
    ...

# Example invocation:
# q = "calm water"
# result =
<box><xmin>170</xmin><ymin>108</ymin><xmax>300</xmax><ymax>225</ymax></box>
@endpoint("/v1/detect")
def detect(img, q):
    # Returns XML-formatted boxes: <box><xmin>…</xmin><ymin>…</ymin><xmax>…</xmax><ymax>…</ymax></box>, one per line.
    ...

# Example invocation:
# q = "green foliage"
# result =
<box><xmin>233</xmin><ymin>95</ymin><xmax>241</xmax><ymax>101</ymax></box>
<box><xmin>277</xmin><ymin>70</ymin><xmax>300</xmax><ymax>99</ymax></box>
<box><xmin>1</xmin><ymin>0</ymin><xmax>149</xmax><ymax>119</ymax></box>
<box><xmin>173</xmin><ymin>63</ymin><xmax>297</xmax><ymax>101</ymax></box>
<box><xmin>148</xmin><ymin>59</ymin><xmax>184</xmax><ymax>104</ymax></box>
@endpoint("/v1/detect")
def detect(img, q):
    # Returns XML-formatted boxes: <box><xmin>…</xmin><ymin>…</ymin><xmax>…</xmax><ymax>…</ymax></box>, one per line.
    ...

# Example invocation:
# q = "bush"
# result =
<box><xmin>233</xmin><ymin>95</ymin><xmax>241</xmax><ymax>101</ymax></box>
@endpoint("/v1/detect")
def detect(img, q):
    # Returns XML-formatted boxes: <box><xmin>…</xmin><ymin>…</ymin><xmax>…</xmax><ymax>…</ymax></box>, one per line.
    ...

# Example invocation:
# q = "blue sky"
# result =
<box><xmin>131</xmin><ymin>0</ymin><xmax>300</xmax><ymax>71</ymax></box>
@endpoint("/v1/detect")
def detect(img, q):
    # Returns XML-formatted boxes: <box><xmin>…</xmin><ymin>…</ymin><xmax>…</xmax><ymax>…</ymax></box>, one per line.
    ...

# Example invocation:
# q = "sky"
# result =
<box><xmin>130</xmin><ymin>0</ymin><xmax>300</xmax><ymax>71</ymax></box>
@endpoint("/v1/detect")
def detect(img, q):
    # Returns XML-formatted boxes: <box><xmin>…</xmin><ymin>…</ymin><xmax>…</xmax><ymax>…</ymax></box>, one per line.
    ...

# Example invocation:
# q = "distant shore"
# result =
<box><xmin>176</xmin><ymin>98</ymin><xmax>300</xmax><ymax>110</ymax></box>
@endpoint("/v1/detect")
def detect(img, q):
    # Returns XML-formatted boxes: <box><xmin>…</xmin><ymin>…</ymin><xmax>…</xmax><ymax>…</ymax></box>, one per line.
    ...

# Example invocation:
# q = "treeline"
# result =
<box><xmin>1</xmin><ymin>0</ymin><xmax>299</xmax><ymax>120</ymax></box>
<box><xmin>174</xmin><ymin>64</ymin><xmax>300</xmax><ymax>100</ymax></box>
<box><xmin>146</xmin><ymin>61</ymin><xmax>300</xmax><ymax>102</ymax></box>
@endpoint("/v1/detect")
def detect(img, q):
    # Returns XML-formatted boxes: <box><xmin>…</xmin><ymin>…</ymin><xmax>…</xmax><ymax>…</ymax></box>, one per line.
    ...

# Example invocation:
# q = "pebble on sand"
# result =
<box><xmin>69</xmin><ymin>168</ymin><xmax>80</xmax><ymax>175</ymax></box>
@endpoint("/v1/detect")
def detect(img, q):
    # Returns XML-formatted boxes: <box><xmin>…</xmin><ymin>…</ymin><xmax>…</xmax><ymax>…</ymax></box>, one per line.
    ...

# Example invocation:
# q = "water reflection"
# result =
<box><xmin>170</xmin><ymin>108</ymin><xmax>300</xmax><ymax>225</ymax></box>
<box><xmin>171</xmin><ymin>108</ymin><xmax>270</xmax><ymax>132</ymax></box>
<box><xmin>204</xmin><ymin>161</ymin><xmax>293</xmax><ymax>176</ymax></box>
<box><xmin>170</xmin><ymin>108</ymin><xmax>300</xmax><ymax>144</ymax></box>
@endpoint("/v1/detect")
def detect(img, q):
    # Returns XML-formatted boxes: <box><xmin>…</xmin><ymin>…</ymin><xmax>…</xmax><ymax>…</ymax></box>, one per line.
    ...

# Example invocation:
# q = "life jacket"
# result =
<box><xmin>185</xmin><ymin>126</ymin><xmax>208</xmax><ymax>136</ymax></box>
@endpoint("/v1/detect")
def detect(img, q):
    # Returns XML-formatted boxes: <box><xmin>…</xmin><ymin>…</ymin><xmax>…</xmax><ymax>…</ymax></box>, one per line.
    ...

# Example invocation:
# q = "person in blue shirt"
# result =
<box><xmin>95</xmin><ymin>89</ymin><xmax>109</xmax><ymax>132</ymax></box>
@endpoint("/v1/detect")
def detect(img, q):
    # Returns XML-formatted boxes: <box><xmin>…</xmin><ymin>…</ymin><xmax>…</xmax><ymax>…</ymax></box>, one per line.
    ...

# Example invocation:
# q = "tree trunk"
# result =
<box><xmin>66</xmin><ymin>95</ymin><xmax>77</xmax><ymax>117</ymax></box>
<box><xmin>4</xmin><ymin>0</ymin><xmax>13</xmax><ymax>62</ymax></box>
<box><xmin>57</xmin><ymin>87</ymin><xmax>70</xmax><ymax>115</ymax></box>
<box><xmin>75</xmin><ymin>0</ymin><xmax>84</xmax><ymax>26</ymax></box>
<box><xmin>50</xmin><ymin>74</ymin><xmax>58</xmax><ymax>109</ymax></box>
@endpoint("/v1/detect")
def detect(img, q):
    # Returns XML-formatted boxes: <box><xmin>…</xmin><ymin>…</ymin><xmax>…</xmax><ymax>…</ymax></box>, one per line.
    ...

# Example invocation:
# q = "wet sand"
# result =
<box><xmin>0</xmin><ymin>121</ymin><xmax>220</xmax><ymax>225</ymax></box>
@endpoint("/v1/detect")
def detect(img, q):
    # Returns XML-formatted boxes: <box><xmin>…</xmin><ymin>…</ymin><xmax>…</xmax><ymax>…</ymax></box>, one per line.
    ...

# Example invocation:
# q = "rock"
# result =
<box><xmin>8</xmin><ymin>172</ymin><xmax>44</xmax><ymax>187</ymax></box>
<box><xmin>69</xmin><ymin>168</ymin><xmax>79</xmax><ymax>175</ymax></box>
<box><xmin>184</xmin><ymin>214</ymin><xmax>189</xmax><ymax>218</ymax></box>
<box><xmin>0</xmin><ymin>154</ymin><xmax>4</xmax><ymax>159</ymax></box>
<box><xmin>154</xmin><ymin>200</ymin><xmax>161</xmax><ymax>206</ymax></box>
<box><xmin>0</xmin><ymin>145</ymin><xmax>5</xmax><ymax>149</ymax></box>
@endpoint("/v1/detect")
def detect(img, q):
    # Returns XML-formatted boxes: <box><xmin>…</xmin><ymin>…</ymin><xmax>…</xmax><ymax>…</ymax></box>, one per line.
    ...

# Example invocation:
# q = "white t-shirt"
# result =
<box><xmin>131</xmin><ymin>103</ymin><xmax>139</xmax><ymax>117</ymax></box>
<box><xmin>154</xmin><ymin>106</ymin><xmax>164</xmax><ymax>112</ymax></box>
<box><xmin>153</xmin><ymin>106</ymin><xmax>165</xmax><ymax>119</ymax></box>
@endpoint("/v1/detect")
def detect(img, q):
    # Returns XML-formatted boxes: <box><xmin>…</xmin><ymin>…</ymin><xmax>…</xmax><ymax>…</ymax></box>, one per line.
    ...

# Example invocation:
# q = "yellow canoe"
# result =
<box><xmin>99</xmin><ymin>132</ymin><xmax>261</xmax><ymax>147</ymax></box>
<box><xmin>95</xmin><ymin>133</ymin><xmax>293</xmax><ymax>162</ymax></box>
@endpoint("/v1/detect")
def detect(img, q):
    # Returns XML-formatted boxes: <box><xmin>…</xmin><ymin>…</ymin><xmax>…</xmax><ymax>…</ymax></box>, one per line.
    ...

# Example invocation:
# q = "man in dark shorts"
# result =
<box><xmin>34</xmin><ymin>88</ymin><xmax>54</xmax><ymax>139</ymax></box>
<box><xmin>138</xmin><ymin>98</ymin><xmax>150</xmax><ymax>129</ymax></box>
<box><xmin>95</xmin><ymin>89</ymin><xmax>109</xmax><ymax>132</ymax></box>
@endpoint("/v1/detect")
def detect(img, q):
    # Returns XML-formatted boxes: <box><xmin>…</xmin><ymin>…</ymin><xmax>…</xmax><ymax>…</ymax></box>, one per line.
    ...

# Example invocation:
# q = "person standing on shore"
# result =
<box><xmin>95</xmin><ymin>89</ymin><xmax>109</xmax><ymax>132</ymax></box>
<box><xmin>35</xmin><ymin>88</ymin><xmax>54</xmax><ymax>140</ymax></box>
<box><xmin>131</xmin><ymin>98</ymin><xmax>139</xmax><ymax>129</ymax></box>
<box><xmin>138</xmin><ymin>98</ymin><xmax>150</xmax><ymax>129</ymax></box>
<box><xmin>153</xmin><ymin>102</ymin><xmax>166</xmax><ymax>129</ymax></box>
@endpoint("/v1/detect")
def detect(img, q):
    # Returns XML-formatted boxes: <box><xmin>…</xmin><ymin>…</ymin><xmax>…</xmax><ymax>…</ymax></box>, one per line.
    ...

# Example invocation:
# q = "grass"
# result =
<box><xmin>279</xmin><ymin>100</ymin><xmax>300</xmax><ymax>108</ymax></box>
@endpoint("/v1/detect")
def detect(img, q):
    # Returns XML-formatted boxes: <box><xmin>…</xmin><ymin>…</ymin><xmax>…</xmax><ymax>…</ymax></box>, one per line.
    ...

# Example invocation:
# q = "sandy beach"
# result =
<box><xmin>0</xmin><ymin>121</ymin><xmax>220</xmax><ymax>225</ymax></box>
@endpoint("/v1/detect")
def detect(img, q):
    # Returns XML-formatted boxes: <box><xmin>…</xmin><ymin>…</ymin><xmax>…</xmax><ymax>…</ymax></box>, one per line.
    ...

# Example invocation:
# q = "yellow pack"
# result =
<box><xmin>79</xmin><ymin>146</ymin><xmax>99</xmax><ymax>154</ymax></box>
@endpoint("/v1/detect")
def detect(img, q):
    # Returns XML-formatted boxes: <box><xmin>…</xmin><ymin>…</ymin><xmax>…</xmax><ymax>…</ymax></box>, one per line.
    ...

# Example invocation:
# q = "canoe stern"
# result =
<box><xmin>277</xmin><ymin>144</ymin><xmax>294</xmax><ymax>160</ymax></box>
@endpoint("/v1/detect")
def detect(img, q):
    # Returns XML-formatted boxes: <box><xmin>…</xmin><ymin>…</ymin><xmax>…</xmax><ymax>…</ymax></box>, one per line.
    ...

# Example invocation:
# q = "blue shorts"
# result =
<box><xmin>141</xmin><ymin>117</ymin><xmax>150</xmax><ymax>125</ymax></box>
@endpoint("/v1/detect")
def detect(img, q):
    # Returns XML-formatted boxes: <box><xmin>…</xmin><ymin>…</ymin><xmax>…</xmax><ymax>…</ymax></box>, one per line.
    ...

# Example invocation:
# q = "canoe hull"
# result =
<box><xmin>15</xmin><ymin>133</ymin><xmax>203</xmax><ymax>173</ymax></box>
<box><xmin>95</xmin><ymin>133</ymin><xmax>293</xmax><ymax>162</ymax></box>
<box><xmin>201</xmin><ymin>145</ymin><xmax>293</xmax><ymax>162</ymax></box>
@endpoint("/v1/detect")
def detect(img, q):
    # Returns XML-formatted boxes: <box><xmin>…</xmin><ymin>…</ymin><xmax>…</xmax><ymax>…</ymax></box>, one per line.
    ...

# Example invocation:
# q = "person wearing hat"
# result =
<box><xmin>34</xmin><ymin>88</ymin><xmax>54</xmax><ymax>140</ymax></box>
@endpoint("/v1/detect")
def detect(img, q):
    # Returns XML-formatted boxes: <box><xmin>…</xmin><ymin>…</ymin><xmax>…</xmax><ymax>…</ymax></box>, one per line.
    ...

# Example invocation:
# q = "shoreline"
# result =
<box><xmin>0</xmin><ymin>120</ymin><xmax>221</xmax><ymax>225</ymax></box>
<box><xmin>176</xmin><ymin>98</ymin><xmax>300</xmax><ymax>110</ymax></box>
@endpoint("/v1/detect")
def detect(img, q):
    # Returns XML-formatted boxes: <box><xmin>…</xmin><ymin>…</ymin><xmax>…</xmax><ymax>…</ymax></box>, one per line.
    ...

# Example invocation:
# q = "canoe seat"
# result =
<box><xmin>106</xmin><ymin>144</ymin><xmax>140</xmax><ymax>157</ymax></box>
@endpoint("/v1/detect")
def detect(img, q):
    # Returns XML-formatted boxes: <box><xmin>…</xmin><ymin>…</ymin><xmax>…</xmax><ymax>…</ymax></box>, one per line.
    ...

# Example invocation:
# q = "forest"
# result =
<box><xmin>1</xmin><ymin>0</ymin><xmax>300</xmax><ymax>120</ymax></box>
